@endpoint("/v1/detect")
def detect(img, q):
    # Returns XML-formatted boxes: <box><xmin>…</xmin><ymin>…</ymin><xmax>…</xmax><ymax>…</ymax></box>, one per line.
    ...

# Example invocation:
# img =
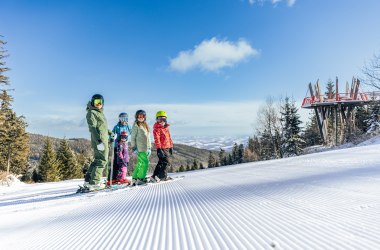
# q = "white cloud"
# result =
<box><xmin>169</xmin><ymin>37</ymin><xmax>258</xmax><ymax>73</ymax></box>
<box><xmin>287</xmin><ymin>0</ymin><xmax>296</xmax><ymax>6</ymax></box>
<box><xmin>248</xmin><ymin>0</ymin><xmax>296</xmax><ymax>7</ymax></box>
<box><xmin>26</xmin><ymin>99</ymin><xmax>310</xmax><ymax>139</ymax></box>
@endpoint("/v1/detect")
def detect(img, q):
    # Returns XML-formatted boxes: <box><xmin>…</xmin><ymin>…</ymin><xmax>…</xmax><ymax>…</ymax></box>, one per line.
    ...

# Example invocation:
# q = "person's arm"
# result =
<box><xmin>86</xmin><ymin>111</ymin><xmax>101</xmax><ymax>143</ymax></box>
<box><xmin>130</xmin><ymin>124</ymin><xmax>137</xmax><ymax>150</ymax></box>
<box><xmin>153</xmin><ymin>126</ymin><xmax>161</xmax><ymax>149</ymax></box>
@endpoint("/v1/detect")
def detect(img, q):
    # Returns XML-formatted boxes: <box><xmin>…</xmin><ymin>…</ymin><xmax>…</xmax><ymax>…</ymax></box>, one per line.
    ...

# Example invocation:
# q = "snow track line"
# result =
<box><xmin>4</xmin><ymin>144</ymin><xmax>380</xmax><ymax>249</ymax></box>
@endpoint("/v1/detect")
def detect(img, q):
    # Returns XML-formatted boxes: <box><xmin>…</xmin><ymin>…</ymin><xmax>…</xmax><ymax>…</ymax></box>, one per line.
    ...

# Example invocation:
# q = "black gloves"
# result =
<box><xmin>169</xmin><ymin>148</ymin><xmax>173</xmax><ymax>155</ymax></box>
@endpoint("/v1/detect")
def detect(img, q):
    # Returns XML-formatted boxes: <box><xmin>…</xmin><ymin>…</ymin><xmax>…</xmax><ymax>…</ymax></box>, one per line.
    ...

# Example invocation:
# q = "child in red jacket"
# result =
<box><xmin>151</xmin><ymin>110</ymin><xmax>173</xmax><ymax>182</ymax></box>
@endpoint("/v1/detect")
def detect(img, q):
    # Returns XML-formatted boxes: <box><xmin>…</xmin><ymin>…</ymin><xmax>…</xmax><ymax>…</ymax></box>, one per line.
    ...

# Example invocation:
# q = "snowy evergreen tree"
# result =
<box><xmin>0</xmin><ymin>37</ymin><xmax>30</xmax><ymax>176</ymax></box>
<box><xmin>0</xmin><ymin>37</ymin><xmax>10</xmax><ymax>86</ymax></box>
<box><xmin>280</xmin><ymin>97</ymin><xmax>304</xmax><ymax>157</ymax></box>
<box><xmin>303</xmin><ymin>111</ymin><xmax>323</xmax><ymax>147</ymax></box>
<box><xmin>231</xmin><ymin>143</ymin><xmax>238</xmax><ymax>164</ymax></box>
<box><xmin>192</xmin><ymin>159</ymin><xmax>199</xmax><ymax>170</ymax></box>
<box><xmin>366</xmin><ymin>103</ymin><xmax>380</xmax><ymax>134</ymax></box>
<box><xmin>218</xmin><ymin>148</ymin><xmax>227</xmax><ymax>166</ymax></box>
<box><xmin>237</xmin><ymin>144</ymin><xmax>244</xmax><ymax>163</ymax></box>
<box><xmin>0</xmin><ymin>91</ymin><xmax>30</xmax><ymax>176</ymax></box>
<box><xmin>57</xmin><ymin>139</ymin><xmax>81</xmax><ymax>180</ymax></box>
<box><xmin>38</xmin><ymin>137</ymin><xmax>60</xmax><ymax>182</ymax></box>
<box><xmin>208</xmin><ymin>151</ymin><xmax>217</xmax><ymax>168</ymax></box>
<box><xmin>355</xmin><ymin>105</ymin><xmax>370</xmax><ymax>134</ymax></box>
<box><xmin>227</xmin><ymin>154</ymin><xmax>233</xmax><ymax>165</ymax></box>
<box><xmin>179</xmin><ymin>165</ymin><xmax>185</xmax><ymax>172</ymax></box>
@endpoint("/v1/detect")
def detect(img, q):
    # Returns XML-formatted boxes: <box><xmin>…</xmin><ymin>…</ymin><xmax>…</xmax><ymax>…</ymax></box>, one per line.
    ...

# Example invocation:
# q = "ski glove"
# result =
<box><xmin>97</xmin><ymin>143</ymin><xmax>105</xmax><ymax>151</ymax></box>
<box><xmin>169</xmin><ymin>148</ymin><xmax>173</xmax><ymax>155</ymax></box>
<box><xmin>109</xmin><ymin>133</ymin><xmax>117</xmax><ymax>142</ymax></box>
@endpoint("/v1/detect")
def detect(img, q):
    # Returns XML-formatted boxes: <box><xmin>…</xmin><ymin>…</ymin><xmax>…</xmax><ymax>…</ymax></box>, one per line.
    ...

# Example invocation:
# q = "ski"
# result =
<box><xmin>76</xmin><ymin>176</ymin><xmax>185</xmax><ymax>194</ymax></box>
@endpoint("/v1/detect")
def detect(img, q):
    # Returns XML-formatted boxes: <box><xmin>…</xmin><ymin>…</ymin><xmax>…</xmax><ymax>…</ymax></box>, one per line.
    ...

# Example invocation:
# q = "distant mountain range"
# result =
<box><xmin>174</xmin><ymin>135</ymin><xmax>249</xmax><ymax>151</ymax></box>
<box><xmin>29</xmin><ymin>134</ymin><xmax>221</xmax><ymax>172</ymax></box>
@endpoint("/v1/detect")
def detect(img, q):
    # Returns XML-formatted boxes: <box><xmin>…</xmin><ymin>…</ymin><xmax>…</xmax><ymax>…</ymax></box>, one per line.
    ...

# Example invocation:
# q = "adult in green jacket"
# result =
<box><xmin>85</xmin><ymin>94</ymin><xmax>111</xmax><ymax>189</ymax></box>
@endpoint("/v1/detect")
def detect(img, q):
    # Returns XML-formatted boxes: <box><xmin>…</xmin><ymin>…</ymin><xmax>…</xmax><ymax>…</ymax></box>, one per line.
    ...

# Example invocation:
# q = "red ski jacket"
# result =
<box><xmin>153</xmin><ymin>122</ymin><xmax>173</xmax><ymax>149</ymax></box>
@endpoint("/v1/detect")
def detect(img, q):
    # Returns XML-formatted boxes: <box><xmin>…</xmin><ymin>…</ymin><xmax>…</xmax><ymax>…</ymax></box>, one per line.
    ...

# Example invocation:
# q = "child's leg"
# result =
<box><xmin>121</xmin><ymin>164</ymin><xmax>127</xmax><ymax>179</ymax></box>
<box><xmin>132</xmin><ymin>152</ymin><xmax>149</xmax><ymax>179</ymax></box>
<box><xmin>157</xmin><ymin>149</ymin><xmax>170</xmax><ymax>179</ymax></box>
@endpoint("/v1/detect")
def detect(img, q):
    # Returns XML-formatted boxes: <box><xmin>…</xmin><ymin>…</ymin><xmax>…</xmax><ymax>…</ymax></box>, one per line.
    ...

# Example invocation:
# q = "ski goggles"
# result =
<box><xmin>157</xmin><ymin>117</ymin><xmax>167</xmax><ymax>123</ymax></box>
<box><xmin>120</xmin><ymin>136</ymin><xmax>127</xmax><ymax>141</ymax></box>
<box><xmin>119</xmin><ymin>117</ymin><xmax>128</xmax><ymax>122</ymax></box>
<box><xmin>93</xmin><ymin>99</ymin><xmax>103</xmax><ymax>105</ymax></box>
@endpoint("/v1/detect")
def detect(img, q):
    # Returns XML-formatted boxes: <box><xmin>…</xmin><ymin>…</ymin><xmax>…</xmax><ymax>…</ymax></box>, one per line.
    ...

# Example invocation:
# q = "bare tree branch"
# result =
<box><xmin>362</xmin><ymin>53</ymin><xmax>380</xmax><ymax>90</ymax></box>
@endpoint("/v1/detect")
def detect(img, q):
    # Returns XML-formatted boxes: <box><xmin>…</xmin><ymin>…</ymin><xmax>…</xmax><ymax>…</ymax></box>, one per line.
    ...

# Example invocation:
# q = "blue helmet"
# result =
<box><xmin>119</xmin><ymin>112</ymin><xmax>128</xmax><ymax>122</ymax></box>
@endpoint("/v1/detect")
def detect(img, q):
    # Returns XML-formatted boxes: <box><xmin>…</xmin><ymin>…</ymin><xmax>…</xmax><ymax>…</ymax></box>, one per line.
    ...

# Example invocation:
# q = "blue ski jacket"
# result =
<box><xmin>111</xmin><ymin>122</ymin><xmax>132</xmax><ymax>146</ymax></box>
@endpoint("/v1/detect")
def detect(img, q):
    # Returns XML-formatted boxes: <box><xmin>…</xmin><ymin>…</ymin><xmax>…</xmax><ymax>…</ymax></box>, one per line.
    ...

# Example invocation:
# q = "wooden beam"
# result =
<box><xmin>314</xmin><ymin>107</ymin><xmax>325</xmax><ymax>143</ymax></box>
<box><xmin>336</xmin><ymin>77</ymin><xmax>339</xmax><ymax>101</ymax></box>
<box><xmin>354</xmin><ymin>79</ymin><xmax>360</xmax><ymax>100</ymax></box>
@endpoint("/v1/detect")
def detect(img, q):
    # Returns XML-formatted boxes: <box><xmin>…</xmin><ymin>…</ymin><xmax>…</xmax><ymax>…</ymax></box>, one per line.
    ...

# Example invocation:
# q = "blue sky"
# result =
<box><xmin>2</xmin><ymin>0</ymin><xmax>380</xmax><ymax>139</ymax></box>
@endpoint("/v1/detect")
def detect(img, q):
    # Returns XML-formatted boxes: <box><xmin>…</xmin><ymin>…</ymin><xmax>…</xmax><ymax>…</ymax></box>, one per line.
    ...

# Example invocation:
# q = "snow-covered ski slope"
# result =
<box><xmin>1</xmin><ymin>143</ymin><xmax>380</xmax><ymax>250</ymax></box>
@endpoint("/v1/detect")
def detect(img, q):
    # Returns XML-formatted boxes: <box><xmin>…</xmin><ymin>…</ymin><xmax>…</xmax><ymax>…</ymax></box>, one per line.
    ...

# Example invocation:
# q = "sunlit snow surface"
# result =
<box><xmin>1</xmin><ymin>142</ymin><xmax>380</xmax><ymax>249</ymax></box>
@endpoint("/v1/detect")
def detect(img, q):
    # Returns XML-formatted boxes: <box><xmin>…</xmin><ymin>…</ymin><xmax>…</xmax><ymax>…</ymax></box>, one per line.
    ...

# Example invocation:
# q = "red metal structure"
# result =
<box><xmin>301</xmin><ymin>77</ymin><xmax>380</xmax><ymax>144</ymax></box>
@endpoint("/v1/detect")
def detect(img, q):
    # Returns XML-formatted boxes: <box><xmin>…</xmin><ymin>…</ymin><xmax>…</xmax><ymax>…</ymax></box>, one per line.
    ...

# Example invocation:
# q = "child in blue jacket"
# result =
<box><xmin>109</xmin><ymin>112</ymin><xmax>131</xmax><ymax>183</ymax></box>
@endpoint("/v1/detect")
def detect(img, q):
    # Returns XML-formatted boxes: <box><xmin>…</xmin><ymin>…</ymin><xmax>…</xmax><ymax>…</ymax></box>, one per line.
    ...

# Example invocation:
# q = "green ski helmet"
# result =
<box><xmin>156</xmin><ymin>110</ymin><xmax>167</xmax><ymax>118</ymax></box>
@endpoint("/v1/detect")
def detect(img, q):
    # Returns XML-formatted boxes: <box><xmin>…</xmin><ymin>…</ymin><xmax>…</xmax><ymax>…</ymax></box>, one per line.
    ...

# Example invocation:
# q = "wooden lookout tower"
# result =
<box><xmin>301</xmin><ymin>77</ymin><xmax>380</xmax><ymax>145</ymax></box>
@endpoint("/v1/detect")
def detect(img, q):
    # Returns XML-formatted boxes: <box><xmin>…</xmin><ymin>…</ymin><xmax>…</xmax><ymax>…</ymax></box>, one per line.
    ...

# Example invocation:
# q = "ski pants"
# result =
<box><xmin>132</xmin><ymin>152</ymin><xmax>149</xmax><ymax>179</ymax></box>
<box><xmin>153</xmin><ymin>148</ymin><xmax>170</xmax><ymax>179</ymax></box>
<box><xmin>85</xmin><ymin>144</ymin><xmax>109</xmax><ymax>185</ymax></box>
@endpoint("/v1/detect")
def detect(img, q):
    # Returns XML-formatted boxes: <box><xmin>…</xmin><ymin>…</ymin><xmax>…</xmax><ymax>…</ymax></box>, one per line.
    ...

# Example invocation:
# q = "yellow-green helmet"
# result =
<box><xmin>156</xmin><ymin>110</ymin><xmax>167</xmax><ymax>118</ymax></box>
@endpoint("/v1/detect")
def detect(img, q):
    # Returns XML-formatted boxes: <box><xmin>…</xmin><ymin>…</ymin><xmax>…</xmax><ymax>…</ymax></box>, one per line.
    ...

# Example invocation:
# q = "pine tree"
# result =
<box><xmin>0</xmin><ymin>90</ymin><xmax>30</xmax><ymax>175</ymax></box>
<box><xmin>303</xmin><ymin>111</ymin><xmax>323</xmax><ymax>147</ymax></box>
<box><xmin>192</xmin><ymin>159</ymin><xmax>199</xmax><ymax>170</ymax></box>
<box><xmin>208</xmin><ymin>151</ymin><xmax>216</xmax><ymax>168</ymax></box>
<box><xmin>179</xmin><ymin>165</ymin><xmax>185</xmax><ymax>172</ymax></box>
<box><xmin>57</xmin><ymin>139</ymin><xmax>81</xmax><ymax>180</ymax></box>
<box><xmin>218</xmin><ymin>148</ymin><xmax>226</xmax><ymax>166</ymax></box>
<box><xmin>231</xmin><ymin>143</ymin><xmax>238</xmax><ymax>164</ymax></box>
<box><xmin>0</xmin><ymin>37</ymin><xmax>29</xmax><ymax>176</ymax></box>
<box><xmin>76</xmin><ymin>149</ymin><xmax>91</xmax><ymax>177</ymax></box>
<box><xmin>227</xmin><ymin>154</ymin><xmax>233</xmax><ymax>165</ymax></box>
<box><xmin>280</xmin><ymin>97</ymin><xmax>304</xmax><ymax>157</ymax></box>
<box><xmin>366</xmin><ymin>103</ymin><xmax>380</xmax><ymax>134</ymax></box>
<box><xmin>0</xmin><ymin>37</ymin><xmax>10</xmax><ymax>86</ymax></box>
<box><xmin>199</xmin><ymin>163</ymin><xmax>204</xmax><ymax>169</ymax></box>
<box><xmin>38</xmin><ymin>137</ymin><xmax>60</xmax><ymax>182</ymax></box>
<box><xmin>237</xmin><ymin>144</ymin><xmax>244</xmax><ymax>163</ymax></box>
<box><xmin>169</xmin><ymin>164</ymin><xmax>175</xmax><ymax>173</ymax></box>
<box><xmin>355</xmin><ymin>105</ymin><xmax>370</xmax><ymax>134</ymax></box>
